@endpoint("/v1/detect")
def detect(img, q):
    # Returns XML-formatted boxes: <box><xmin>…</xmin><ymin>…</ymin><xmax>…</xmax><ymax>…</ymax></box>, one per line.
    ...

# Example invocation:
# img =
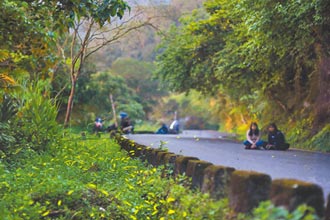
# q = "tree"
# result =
<box><xmin>87</xmin><ymin>71</ymin><xmax>145</xmax><ymax>120</ymax></box>
<box><xmin>111</xmin><ymin>58</ymin><xmax>167</xmax><ymax>119</ymax></box>
<box><xmin>155</xmin><ymin>0</ymin><xmax>330</xmax><ymax>147</ymax></box>
<box><xmin>60</xmin><ymin>3</ymin><xmax>161</xmax><ymax>126</ymax></box>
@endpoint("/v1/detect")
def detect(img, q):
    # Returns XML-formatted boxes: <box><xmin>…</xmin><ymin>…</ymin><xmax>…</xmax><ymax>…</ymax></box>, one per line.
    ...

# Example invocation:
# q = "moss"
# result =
<box><xmin>229</xmin><ymin>170</ymin><xmax>271</xmax><ymax>213</ymax></box>
<box><xmin>143</xmin><ymin>148</ymin><xmax>155</xmax><ymax>164</ymax></box>
<box><xmin>186</xmin><ymin>160</ymin><xmax>213</xmax><ymax>190</ymax></box>
<box><xmin>174</xmin><ymin>156</ymin><xmax>199</xmax><ymax>176</ymax></box>
<box><xmin>164</xmin><ymin>153</ymin><xmax>179</xmax><ymax>164</ymax></box>
<box><xmin>271</xmin><ymin>179</ymin><xmax>325</xmax><ymax>217</ymax></box>
<box><xmin>132</xmin><ymin>144</ymin><xmax>146</xmax><ymax>158</ymax></box>
<box><xmin>150</xmin><ymin>149</ymin><xmax>166</xmax><ymax>166</ymax></box>
<box><xmin>156</xmin><ymin>152</ymin><xmax>174</xmax><ymax>166</ymax></box>
<box><xmin>201</xmin><ymin>165</ymin><xmax>235</xmax><ymax>199</ymax></box>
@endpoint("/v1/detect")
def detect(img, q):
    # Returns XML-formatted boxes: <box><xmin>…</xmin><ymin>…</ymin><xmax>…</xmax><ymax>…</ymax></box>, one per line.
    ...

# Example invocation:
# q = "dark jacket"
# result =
<box><xmin>268</xmin><ymin>131</ymin><xmax>285</xmax><ymax>147</ymax></box>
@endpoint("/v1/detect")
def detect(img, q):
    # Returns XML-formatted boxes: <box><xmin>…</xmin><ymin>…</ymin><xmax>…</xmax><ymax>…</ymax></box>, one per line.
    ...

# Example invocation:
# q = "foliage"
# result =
<box><xmin>0</xmin><ymin>129</ymin><xmax>322</xmax><ymax>219</ymax></box>
<box><xmin>0</xmin><ymin>133</ymin><xmax>238</xmax><ymax>220</ymax></box>
<box><xmin>85</xmin><ymin>70</ymin><xmax>145</xmax><ymax>120</ymax></box>
<box><xmin>111</xmin><ymin>58</ymin><xmax>168</xmax><ymax>116</ymax></box>
<box><xmin>308</xmin><ymin>124</ymin><xmax>330</xmax><ymax>152</ymax></box>
<box><xmin>155</xmin><ymin>0</ymin><xmax>330</xmax><ymax>150</ymax></box>
<box><xmin>154</xmin><ymin>91</ymin><xmax>221</xmax><ymax>130</ymax></box>
<box><xmin>11</xmin><ymin>80</ymin><xmax>62</xmax><ymax>152</ymax></box>
<box><xmin>0</xmin><ymin>95</ymin><xmax>18</xmax><ymax>154</ymax></box>
<box><xmin>251</xmin><ymin>201</ymin><xmax>320</xmax><ymax>220</ymax></box>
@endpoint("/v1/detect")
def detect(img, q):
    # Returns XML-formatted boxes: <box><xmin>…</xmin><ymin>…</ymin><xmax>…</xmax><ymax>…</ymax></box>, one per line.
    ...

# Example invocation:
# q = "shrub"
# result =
<box><xmin>251</xmin><ymin>201</ymin><xmax>320</xmax><ymax>220</ymax></box>
<box><xmin>309</xmin><ymin>124</ymin><xmax>330</xmax><ymax>152</ymax></box>
<box><xmin>13</xmin><ymin>80</ymin><xmax>62</xmax><ymax>152</ymax></box>
<box><xmin>0</xmin><ymin>94</ymin><xmax>18</xmax><ymax>155</ymax></box>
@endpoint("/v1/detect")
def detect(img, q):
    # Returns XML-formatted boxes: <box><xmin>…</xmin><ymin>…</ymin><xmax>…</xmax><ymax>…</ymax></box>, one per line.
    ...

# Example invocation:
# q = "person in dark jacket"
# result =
<box><xmin>264</xmin><ymin>123</ymin><xmax>290</xmax><ymax>150</ymax></box>
<box><xmin>119</xmin><ymin>112</ymin><xmax>134</xmax><ymax>134</ymax></box>
<box><xmin>156</xmin><ymin>123</ymin><xmax>169</xmax><ymax>134</ymax></box>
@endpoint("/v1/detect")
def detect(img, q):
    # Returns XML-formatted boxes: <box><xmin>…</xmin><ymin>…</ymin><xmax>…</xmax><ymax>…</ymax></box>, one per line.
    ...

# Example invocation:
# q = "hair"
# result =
<box><xmin>268</xmin><ymin>123</ymin><xmax>278</xmax><ymax>132</ymax></box>
<box><xmin>248</xmin><ymin>122</ymin><xmax>259</xmax><ymax>136</ymax></box>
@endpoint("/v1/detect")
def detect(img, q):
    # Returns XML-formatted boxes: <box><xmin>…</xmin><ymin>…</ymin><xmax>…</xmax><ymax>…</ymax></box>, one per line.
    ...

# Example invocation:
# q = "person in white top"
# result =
<box><xmin>243</xmin><ymin>122</ymin><xmax>265</xmax><ymax>149</ymax></box>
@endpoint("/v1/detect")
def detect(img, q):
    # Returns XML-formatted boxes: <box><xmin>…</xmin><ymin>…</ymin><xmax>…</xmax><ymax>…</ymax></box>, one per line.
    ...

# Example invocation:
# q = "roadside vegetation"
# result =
<box><xmin>0</xmin><ymin>132</ymin><xmax>320</xmax><ymax>220</ymax></box>
<box><xmin>0</xmin><ymin>79</ymin><xmax>320</xmax><ymax>219</ymax></box>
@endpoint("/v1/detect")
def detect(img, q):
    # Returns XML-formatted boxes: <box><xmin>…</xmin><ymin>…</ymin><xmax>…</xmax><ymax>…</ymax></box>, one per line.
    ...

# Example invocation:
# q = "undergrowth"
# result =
<box><xmin>0</xmin><ymin>132</ymin><xmax>320</xmax><ymax>220</ymax></box>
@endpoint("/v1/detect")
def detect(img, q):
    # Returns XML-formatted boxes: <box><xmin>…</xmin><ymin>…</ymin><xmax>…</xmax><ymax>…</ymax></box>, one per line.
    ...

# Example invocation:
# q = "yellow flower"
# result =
<box><xmin>166</xmin><ymin>197</ymin><xmax>175</xmax><ymax>203</ymax></box>
<box><xmin>168</xmin><ymin>209</ymin><xmax>175</xmax><ymax>215</ymax></box>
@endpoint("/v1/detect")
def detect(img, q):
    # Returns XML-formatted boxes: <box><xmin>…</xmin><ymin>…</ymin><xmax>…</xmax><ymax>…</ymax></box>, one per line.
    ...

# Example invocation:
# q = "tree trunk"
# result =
<box><xmin>64</xmin><ymin>79</ymin><xmax>76</xmax><ymax>128</ymax></box>
<box><xmin>109</xmin><ymin>93</ymin><xmax>118</xmax><ymax>127</ymax></box>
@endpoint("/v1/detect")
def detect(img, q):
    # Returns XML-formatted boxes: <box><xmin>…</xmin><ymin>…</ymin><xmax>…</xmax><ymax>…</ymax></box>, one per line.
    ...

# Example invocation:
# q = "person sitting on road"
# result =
<box><xmin>168</xmin><ymin>119</ymin><xmax>179</xmax><ymax>134</ymax></box>
<box><xmin>243</xmin><ymin>122</ymin><xmax>264</xmax><ymax>149</ymax></box>
<box><xmin>264</xmin><ymin>123</ymin><xmax>290</xmax><ymax>150</ymax></box>
<box><xmin>156</xmin><ymin>123</ymin><xmax>169</xmax><ymax>134</ymax></box>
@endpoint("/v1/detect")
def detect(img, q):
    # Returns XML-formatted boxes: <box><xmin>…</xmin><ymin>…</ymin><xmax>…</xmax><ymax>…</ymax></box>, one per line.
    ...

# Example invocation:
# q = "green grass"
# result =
<box><xmin>0</xmin><ymin>133</ymin><xmax>235</xmax><ymax>220</ymax></box>
<box><xmin>0</xmin><ymin>132</ymin><xmax>320</xmax><ymax>220</ymax></box>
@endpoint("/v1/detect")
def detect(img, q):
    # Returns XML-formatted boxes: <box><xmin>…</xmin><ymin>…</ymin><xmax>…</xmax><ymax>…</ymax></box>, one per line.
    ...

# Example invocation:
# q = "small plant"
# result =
<box><xmin>251</xmin><ymin>201</ymin><xmax>320</xmax><ymax>220</ymax></box>
<box><xmin>12</xmin><ymin>80</ymin><xmax>62</xmax><ymax>152</ymax></box>
<box><xmin>158</xmin><ymin>140</ymin><xmax>169</xmax><ymax>151</ymax></box>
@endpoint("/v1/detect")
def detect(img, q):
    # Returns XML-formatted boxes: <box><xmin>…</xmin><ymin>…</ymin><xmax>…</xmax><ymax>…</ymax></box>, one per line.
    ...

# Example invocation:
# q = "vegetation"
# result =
<box><xmin>0</xmin><ymin>76</ymin><xmax>320</xmax><ymax>220</ymax></box>
<box><xmin>0</xmin><ymin>0</ymin><xmax>327</xmax><ymax>219</ymax></box>
<box><xmin>155</xmin><ymin>0</ymin><xmax>330</xmax><ymax>151</ymax></box>
<box><xmin>0</xmin><ymin>131</ymin><xmax>320</xmax><ymax>220</ymax></box>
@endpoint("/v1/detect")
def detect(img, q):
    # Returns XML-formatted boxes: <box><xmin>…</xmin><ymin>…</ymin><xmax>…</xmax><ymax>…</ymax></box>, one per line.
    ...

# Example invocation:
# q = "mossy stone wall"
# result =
<box><xmin>201</xmin><ymin>165</ymin><xmax>235</xmax><ymax>200</ymax></box>
<box><xmin>186</xmin><ymin>160</ymin><xmax>213</xmax><ymax>189</ymax></box>
<box><xmin>271</xmin><ymin>179</ymin><xmax>325</xmax><ymax>217</ymax></box>
<box><xmin>229</xmin><ymin>170</ymin><xmax>271</xmax><ymax>213</ymax></box>
<box><xmin>114</xmin><ymin>134</ymin><xmax>327</xmax><ymax>217</ymax></box>
<box><xmin>174</xmin><ymin>156</ymin><xmax>199</xmax><ymax>176</ymax></box>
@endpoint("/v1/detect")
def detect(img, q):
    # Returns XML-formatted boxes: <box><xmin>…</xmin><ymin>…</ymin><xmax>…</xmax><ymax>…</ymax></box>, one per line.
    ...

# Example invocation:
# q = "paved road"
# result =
<box><xmin>127</xmin><ymin>134</ymin><xmax>330</xmax><ymax>198</ymax></box>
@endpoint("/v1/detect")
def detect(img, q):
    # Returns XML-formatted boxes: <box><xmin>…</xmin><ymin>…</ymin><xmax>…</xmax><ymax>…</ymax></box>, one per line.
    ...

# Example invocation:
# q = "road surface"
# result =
<box><xmin>127</xmin><ymin>134</ymin><xmax>330</xmax><ymax>199</ymax></box>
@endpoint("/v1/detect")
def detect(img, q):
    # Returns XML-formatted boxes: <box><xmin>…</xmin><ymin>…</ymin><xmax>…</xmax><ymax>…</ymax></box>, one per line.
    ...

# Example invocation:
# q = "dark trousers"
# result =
<box><xmin>263</xmin><ymin>142</ymin><xmax>290</xmax><ymax>150</ymax></box>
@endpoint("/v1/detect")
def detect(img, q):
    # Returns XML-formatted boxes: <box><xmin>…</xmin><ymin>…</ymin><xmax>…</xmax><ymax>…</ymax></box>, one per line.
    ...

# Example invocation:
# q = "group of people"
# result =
<box><xmin>93</xmin><ymin>112</ymin><xmax>134</xmax><ymax>135</ymax></box>
<box><xmin>155</xmin><ymin>119</ymin><xmax>180</xmax><ymax>134</ymax></box>
<box><xmin>243</xmin><ymin>122</ymin><xmax>290</xmax><ymax>150</ymax></box>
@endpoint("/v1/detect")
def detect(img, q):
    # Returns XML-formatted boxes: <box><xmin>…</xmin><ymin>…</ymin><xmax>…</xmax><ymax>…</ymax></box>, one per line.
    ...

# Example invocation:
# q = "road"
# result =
<box><xmin>127</xmin><ymin>134</ymin><xmax>330</xmax><ymax>199</ymax></box>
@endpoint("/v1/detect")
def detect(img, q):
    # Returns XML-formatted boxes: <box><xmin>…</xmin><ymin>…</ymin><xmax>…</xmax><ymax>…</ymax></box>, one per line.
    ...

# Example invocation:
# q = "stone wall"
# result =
<box><xmin>114</xmin><ymin>134</ymin><xmax>328</xmax><ymax>217</ymax></box>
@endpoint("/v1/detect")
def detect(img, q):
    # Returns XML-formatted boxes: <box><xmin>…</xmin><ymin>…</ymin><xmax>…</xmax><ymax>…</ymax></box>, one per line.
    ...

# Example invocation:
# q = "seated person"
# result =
<box><xmin>243</xmin><ymin>122</ymin><xmax>264</xmax><ymax>149</ymax></box>
<box><xmin>93</xmin><ymin>117</ymin><xmax>103</xmax><ymax>133</ymax></box>
<box><xmin>156</xmin><ymin>123</ymin><xmax>169</xmax><ymax>134</ymax></box>
<box><xmin>120</xmin><ymin>112</ymin><xmax>134</xmax><ymax>134</ymax></box>
<box><xmin>168</xmin><ymin>119</ymin><xmax>179</xmax><ymax>134</ymax></box>
<box><xmin>264</xmin><ymin>123</ymin><xmax>290</xmax><ymax>150</ymax></box>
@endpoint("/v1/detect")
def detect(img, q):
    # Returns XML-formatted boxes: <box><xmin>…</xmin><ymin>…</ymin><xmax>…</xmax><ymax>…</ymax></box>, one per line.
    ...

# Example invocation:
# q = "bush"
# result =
<box><xmin>13</xmin><ymin>80</ymin><xmax>62</xmax><ymax>152</ymax></box>
<box><xmin>0</xmin><ymin>133</ymin><xmax>238</xmax><ymax>220</ymax></box>
<box><xmin>309</xmin><ymin>124</ymin><xmax>330</xmax><ymax>152</ymax></box>
<box><xmin>251</xmin><ymin>201</ymin><xmax>320</xmax><ymax>220</ymax></box>
<box><xmin>0</xmin><ymin>94</ymin><xmax>18</xmax><ymax>156</ymax></box>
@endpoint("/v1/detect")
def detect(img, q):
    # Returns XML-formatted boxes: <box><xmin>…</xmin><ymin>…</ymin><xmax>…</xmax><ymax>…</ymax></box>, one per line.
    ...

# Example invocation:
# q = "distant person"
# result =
<box><xmin>264</xmin><ymin>123</ymin><xmax>290</xmax><ymax>150</ymax></box>
<box><xmin>120</xmin><ymin>112</ymin><xmax>134</xmax><ymax>134</ymax></box>
<box><xmin>156</xmin><ymin>123</ymin><xmax>169</xmax><ymax>134</ymax></box>
<box><xmin>243</xmin><ymin>122</ymin><xmax>264</xmax><ymax>149</ymax></box>
<box><xmin>168</xmin><ymin>119</ymin><xmax>179</xmax><ymax>134</ymax></box>
<box><xmin>93</xmin><ymin>117</ymin><xmax>103</xmax><ymax>133</ymax></box>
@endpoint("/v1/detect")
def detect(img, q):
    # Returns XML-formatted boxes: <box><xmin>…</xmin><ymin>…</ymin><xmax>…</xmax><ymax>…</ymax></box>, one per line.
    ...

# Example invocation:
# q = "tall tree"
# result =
<box><xmin>156</xmin><ymin>0</ymin><xmax>330</xmax><ymax>146</ymax></box>
<box><xmin>61</xmin><ymin>4</ymin><xmax>159</xmax><ymax>126</ymax></box>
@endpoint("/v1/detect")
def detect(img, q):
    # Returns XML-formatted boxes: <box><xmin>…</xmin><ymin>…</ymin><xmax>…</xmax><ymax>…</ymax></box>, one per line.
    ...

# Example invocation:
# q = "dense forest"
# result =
<box><xmin>1</xmin><ymin>0</ymin><xmax>329</xmax><ymax>151</ymax></box>
<box><xmin>155</xmin><ymin>0</ymin><xmax>330</xmax><ymax>150</ymax></box>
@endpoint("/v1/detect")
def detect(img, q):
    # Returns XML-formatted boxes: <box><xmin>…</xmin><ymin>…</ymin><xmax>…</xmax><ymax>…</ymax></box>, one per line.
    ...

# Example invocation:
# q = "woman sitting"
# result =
<box><xmin>243</xmin><ymin>122</ymin><xmax>264</xmax><ymax>149</ymax></box>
